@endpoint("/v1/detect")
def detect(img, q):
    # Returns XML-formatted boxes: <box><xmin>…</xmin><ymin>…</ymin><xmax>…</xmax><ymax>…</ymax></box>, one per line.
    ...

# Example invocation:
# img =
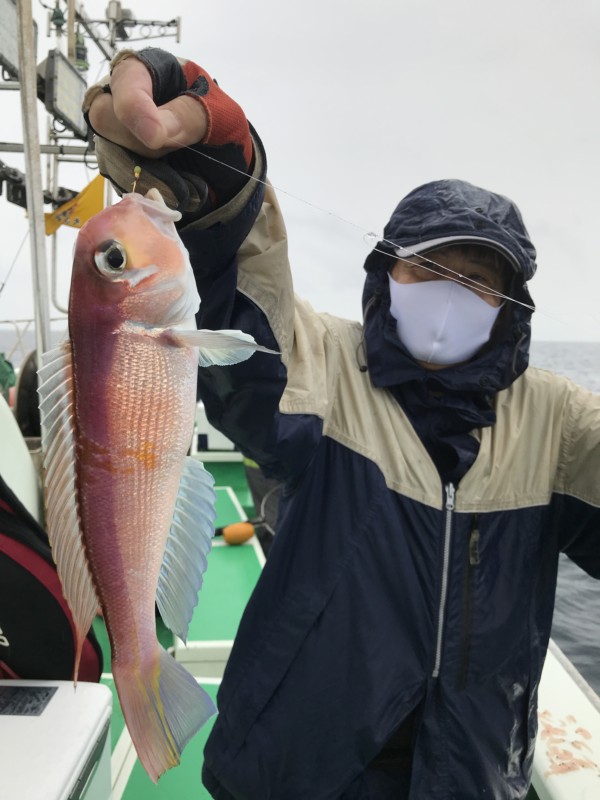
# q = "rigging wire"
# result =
<box><xmin>165</xmin><ymin>137</ymin><xmax>566</xmax><ymax>323</ymax></box>
<box><xmin>0</xmin><ymin>229</ymin><xmax>29</xmax><ymax>298</ymax></box>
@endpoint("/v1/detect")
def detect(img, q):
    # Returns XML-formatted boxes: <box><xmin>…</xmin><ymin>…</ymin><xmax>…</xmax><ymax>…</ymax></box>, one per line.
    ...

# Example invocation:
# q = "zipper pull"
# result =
<box><xmin>468</xmin><ymin>513</ymin><xmax>480</xmax><ymax>565</ymax></box>
<box><xmin>469</xmin><ymin>530</ymin><xmax>480</xmax><ymax>565</ymax></box>
<box><xmin>445</xmin><ymin>483</ymin><xmax>456</xmax><ymax>511</ymax></box>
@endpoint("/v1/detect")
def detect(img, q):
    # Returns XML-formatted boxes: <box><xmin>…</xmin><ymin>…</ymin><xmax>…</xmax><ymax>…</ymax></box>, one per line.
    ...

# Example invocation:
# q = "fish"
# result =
<box><xmin>37</xmin><ymin>189</ymin><xmax>276</xmax><ymax>782</ymax></box>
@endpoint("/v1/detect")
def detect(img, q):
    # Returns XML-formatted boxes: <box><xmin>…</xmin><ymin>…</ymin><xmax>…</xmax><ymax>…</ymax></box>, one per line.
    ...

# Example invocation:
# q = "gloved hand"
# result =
<box><xmin>84</xmin><ymin>48</ymin><xmax>255</xmax><ymax>224</ymax></box>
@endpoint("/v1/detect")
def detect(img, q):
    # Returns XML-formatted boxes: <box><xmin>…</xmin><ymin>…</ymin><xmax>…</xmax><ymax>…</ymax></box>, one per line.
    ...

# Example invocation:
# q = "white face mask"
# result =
<box><xmin>387</xmin><ymin>275</ymin><xmax>502</xmax><ymax>366</ymax></box>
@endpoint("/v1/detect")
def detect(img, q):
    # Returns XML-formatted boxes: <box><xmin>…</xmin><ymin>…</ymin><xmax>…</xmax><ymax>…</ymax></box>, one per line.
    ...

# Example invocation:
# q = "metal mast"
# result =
<box><xmin>16</xmin><ymin>0</ymin><xmax>51</xmax><ymax>357</ymax></box>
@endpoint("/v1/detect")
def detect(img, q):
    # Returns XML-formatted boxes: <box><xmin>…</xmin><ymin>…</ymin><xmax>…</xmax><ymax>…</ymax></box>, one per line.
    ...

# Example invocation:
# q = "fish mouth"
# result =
<box><xmin>144</xmin><ymin>187</ymin><xmax>173</xmax><ymax>208</ymax></box>
<box><xmin>144</xmin><ymin>188</ymin><xmax>182</xmax><ymax>222</ymax></box>
<box><xmin>123</xmin><ymin>189</ymin><xmax>183</xmax><ymax>226</ymax></box>
<box><xmin>118</xmin><ymin>188</ymin><xmax>183</xmax><ymax>243</ymax></box>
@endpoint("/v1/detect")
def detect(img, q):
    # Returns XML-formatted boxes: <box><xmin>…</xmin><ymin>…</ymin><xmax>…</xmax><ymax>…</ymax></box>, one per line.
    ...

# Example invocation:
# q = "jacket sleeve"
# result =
<box><xmin>180</xmin><ymin>155</ymin><xmax>335</xmax><ymax>483</ymax></box>
<box><xmin>555</xmin><ymin>383</ymin><xmax>600</xmax><ymax>578</ymax></box>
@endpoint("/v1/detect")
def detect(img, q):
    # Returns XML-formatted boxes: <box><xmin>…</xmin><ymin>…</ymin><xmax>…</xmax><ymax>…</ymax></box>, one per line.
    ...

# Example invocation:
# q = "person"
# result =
<box><xmin>84</xmin><ymin>48</ymin><xmax>600</xmax><ymax>800</ymax></box>
<box><xmin>0</xmin><ymin>352</ymin><xmax>15</xmax><ymax>403</ymax></box>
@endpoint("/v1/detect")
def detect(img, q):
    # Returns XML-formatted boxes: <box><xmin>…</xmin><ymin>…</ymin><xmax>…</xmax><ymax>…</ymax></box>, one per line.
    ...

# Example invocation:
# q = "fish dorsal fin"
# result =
<box><xmin>156</xmin><ymin>457</ymin><xmax>216</xmax><ymax>642</ymax></box>
<box><xmin>38</xmin><ymin>343</ymin><xmax>99</xmax><ymax>677</ymax></box>
<box><xmin>168</xmin><ymin>328</ymin><xmax>279</xmax><ymax>368</ymax></box>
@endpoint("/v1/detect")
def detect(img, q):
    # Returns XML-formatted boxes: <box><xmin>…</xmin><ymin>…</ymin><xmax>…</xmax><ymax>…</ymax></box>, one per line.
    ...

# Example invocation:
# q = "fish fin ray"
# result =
<box><xmin>115</xmin><ymin>647</ymin><xmax>216</xmax><ymax>782</ymax></box>
<box><xmin>156</xmin><ymin>458</ymin><xmax>216</xmax><ymax>641</ymax></box>
<box><xmin>168</xmin><ymin>328</ymin><xmax>279</xmax><ymax>367</ymax></box>
<box><xmin>38</xmin><ymin>342</ymin><xmax>99</xmax><ymax>678</ymax></box>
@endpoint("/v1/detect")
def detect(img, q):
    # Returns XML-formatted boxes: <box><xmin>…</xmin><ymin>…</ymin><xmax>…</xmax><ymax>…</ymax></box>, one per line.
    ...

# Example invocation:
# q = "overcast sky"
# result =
<box><xmin>0</xmin><ymin>0</ymin><xmax>599</xmax><ymax>341</ymax></box>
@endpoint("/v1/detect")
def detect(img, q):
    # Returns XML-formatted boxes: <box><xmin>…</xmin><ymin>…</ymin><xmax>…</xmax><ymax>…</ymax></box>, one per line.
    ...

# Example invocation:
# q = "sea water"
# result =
<box><xmin>529</xmin><ymin>341</ymin><xmax>600</xmax><ymax>696</ymax></box>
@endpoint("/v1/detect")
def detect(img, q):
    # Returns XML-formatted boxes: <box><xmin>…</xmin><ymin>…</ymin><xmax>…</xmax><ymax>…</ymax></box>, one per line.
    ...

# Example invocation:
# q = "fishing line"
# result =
<box><xmin>167</xmin><ymin>138</ymin><xmax>375</xmax><ymax>238</ymax></box>
<box><xmin>257</xmin><ymin>482</ymin><xmax>280</xmax><ymax>538</ymax></box>
<box><xmin>160</xmin><ymin>136</ymin><xmax>563</xmax><ymax>324</ymax></box>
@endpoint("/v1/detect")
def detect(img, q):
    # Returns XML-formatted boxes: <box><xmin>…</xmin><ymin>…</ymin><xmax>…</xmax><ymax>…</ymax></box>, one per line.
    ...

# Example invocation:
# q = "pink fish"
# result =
<box><xmin>38</xmin><ymin>190</ymin><xmax>275</xmax><ymax>781</ymax></box>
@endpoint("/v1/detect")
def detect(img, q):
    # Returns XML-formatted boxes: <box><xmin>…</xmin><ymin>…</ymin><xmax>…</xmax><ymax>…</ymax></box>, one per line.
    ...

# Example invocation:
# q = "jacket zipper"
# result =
<box><xmin>457</xmin><ymin>515</ymin><xmax>480</xmax><ymax>689</ymax></box>
<box><xmin>432</xmin><ymin>482</ymin><xmax>455</xmax><ymax>678</ymax></box>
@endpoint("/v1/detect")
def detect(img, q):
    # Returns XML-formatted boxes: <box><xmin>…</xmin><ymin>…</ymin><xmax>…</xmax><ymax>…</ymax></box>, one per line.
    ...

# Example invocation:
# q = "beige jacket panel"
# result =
<box><xmin>236</xmin><ymin>185</ymin><xmax>296</xmax><ymax>362</ymax></box>
<box><xmin>460</xmin><ymin>369</ymin><xmax>600</xmax><ymax>512</ymax></box>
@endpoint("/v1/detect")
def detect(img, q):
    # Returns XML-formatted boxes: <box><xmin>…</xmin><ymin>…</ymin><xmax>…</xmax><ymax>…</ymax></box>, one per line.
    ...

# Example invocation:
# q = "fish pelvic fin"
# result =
<box><xmin>167</xmin><ymin>328</ymin><xmax>279</xmax><ymax>367</ymax></box>
<box><xmin>37</xmin><ymin>343</ymin><xmax>99</xmax><ymax>682</ymax></box>
<box><xmin>156</xmin><ymin>458</ymin><xmax>216</xmax><ymax>642</ymax></box>
<box><xmin>115</xmin><ymin>646</ymin><xmax>216</xmax><ymax>782</ymax></box>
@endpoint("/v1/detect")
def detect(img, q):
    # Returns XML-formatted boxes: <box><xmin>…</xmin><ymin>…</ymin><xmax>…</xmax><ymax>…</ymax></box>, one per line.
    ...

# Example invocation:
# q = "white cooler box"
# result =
<box><xmin>0</xmin><ymin>680</ymin><xmax>112</xmax><ymax>800</ymax></box>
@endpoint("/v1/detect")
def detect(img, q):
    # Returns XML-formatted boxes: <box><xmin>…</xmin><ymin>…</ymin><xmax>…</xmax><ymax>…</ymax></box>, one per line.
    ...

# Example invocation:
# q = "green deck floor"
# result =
<box><xmin>206</xmin><ymin>463</ymin><xmax>255</xmax><ymax>518</ymax></box>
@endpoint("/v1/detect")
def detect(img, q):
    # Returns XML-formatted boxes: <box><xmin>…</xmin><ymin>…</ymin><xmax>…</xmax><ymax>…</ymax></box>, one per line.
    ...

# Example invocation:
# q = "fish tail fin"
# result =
<box><xmin>114</xmin><ymin>646</ymin><xmax>216</xmax><ymax>782</ymax></box>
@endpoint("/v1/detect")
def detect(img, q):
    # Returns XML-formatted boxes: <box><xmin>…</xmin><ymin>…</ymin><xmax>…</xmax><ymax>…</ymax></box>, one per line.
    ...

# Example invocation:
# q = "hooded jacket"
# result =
<box><xmin>178</xmin><ymin>160</ymin><xmax>600</xmax><ymax>799</ymax></box>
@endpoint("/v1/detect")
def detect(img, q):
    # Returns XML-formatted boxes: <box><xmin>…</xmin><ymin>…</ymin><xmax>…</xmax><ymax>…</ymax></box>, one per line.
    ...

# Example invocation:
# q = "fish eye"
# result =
<box><xmin>94</xmin><ymin>240</ymin><xmax>127</xmax><ymax>276</ymax></box>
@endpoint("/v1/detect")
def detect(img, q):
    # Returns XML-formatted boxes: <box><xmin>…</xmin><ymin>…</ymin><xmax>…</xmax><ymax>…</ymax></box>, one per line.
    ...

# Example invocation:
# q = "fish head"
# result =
<box><xmin>70</xmin><ymin>189</ymin><xmax>200</xmax><ymax>329</ymax></box>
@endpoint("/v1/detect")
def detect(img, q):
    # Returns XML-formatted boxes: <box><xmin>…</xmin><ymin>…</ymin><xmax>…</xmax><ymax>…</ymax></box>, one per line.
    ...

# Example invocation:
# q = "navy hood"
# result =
<box><xmin>360</xmin><ymin>179</ymin><xmax>537</xmax><ymax>483</ymax></box>
<box><xmin>363</xmin><ymin>178</ymin><xmax>537</xmax><ymax>280</ymax></box>
<box><xmin>361</xmin><ymin>179</ymin><xmax>536</xmax><ymax>386</ymax></box>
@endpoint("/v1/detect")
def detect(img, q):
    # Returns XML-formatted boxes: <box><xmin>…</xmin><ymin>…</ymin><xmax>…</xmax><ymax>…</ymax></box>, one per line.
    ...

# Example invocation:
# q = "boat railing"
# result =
<box><xmin>192</xmin><ymin>402</ymin><xmax>244</xmax><ymax>463</ymax></box>
<box><xmin>546</xmin><ymin>637</ymin><xmax>600</xmax><ymax>714</ymax></box>
<box><xmin>0</xmin><ymin>317</ymin><xmax>67</xmax><ymax>369</ymax></box>
<box><xmin>0</xmin><ymin>318</ymin><xmax>37</xmax><ymax>366</ymax></box>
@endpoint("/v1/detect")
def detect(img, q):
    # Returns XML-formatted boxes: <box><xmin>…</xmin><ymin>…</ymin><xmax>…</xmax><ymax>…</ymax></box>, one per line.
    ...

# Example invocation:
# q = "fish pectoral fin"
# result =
<box><xmin>167</xmin><ymin>328</ymin><xmax>279</xmax><ymax>367</ymax></box>
<box><xmin>156</xmin><ymin>457</ymin><xmax>217</xmax><ymax>642</ymax></box>
<box><xmin>37</xmin><ymin>343</ymin><xmax>100</xmax><ymax>678</ymax></box>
